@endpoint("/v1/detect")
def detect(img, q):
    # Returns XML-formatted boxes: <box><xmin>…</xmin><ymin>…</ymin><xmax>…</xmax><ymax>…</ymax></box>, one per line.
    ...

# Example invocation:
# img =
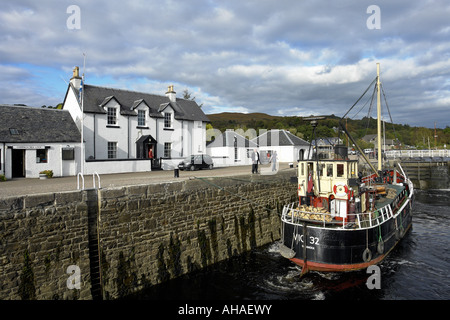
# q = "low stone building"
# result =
<box><xmin>0</xmin><ymin>104</ymin><xmax>81</xmax><ymax>179</ymax></box>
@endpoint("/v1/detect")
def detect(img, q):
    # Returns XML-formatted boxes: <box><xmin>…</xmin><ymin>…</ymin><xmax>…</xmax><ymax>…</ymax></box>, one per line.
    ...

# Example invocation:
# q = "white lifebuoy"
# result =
<box><xmin>333</xmin><ymin>182</ymin><xmax>349</xmax><ymax>198</ymax></box>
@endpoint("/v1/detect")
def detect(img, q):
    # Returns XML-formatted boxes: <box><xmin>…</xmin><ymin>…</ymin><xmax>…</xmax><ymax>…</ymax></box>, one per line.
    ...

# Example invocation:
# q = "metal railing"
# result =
<box><xmin>385</xmin><ymin>149</ymin><xmax>450</xmax><ymax>159</ymax></box>
<box><xmin>281</xmin><ymin>193</ymin><xmax>410</xmax><ymax>231</ymax></box>
<box><xmin>77</xmin><ymin>172</ymin><xmax>101</xmax><ymax>190</ymax></box>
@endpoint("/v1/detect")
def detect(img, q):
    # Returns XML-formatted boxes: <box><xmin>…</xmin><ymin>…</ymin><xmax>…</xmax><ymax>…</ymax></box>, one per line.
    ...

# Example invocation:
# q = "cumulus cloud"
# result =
<box><xmin>0</xmin><ymin>0</ymin><xmax>449</xmax><ymax>128</ymax></box>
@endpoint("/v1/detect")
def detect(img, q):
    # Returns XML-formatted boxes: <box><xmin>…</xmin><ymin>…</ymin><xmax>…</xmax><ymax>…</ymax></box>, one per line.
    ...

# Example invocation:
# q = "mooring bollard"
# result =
<box><xmin>174</xmin><ymin>168</ymin><xmax>179</xmax><ymax>178</ymax></box>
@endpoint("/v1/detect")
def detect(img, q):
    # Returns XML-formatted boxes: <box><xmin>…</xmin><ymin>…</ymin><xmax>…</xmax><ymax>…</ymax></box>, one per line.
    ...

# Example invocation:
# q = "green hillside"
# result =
<box><xmin>206</xmin><ymin>112</ymin><xmax>450</xmax><ymax>149</ymax></box>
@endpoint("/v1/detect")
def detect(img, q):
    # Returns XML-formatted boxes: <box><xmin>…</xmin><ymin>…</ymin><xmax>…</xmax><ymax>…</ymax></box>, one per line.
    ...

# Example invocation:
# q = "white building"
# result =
<box><xmin>62</xmin><ymin>67</ymin><xmax>209</xmax><ymax>173</ymax></box>
<box><xmin>206</xmin><ymin>130</ymin><xmax>258</xmax><ymax>167</ymax></box>
<box><xmin>0</xmin><ymin>104</ymin><xmax>81</xmax><ymax>179</ymax></box>
<box><xmin>251</xmin><ymin>129</ymin><xmax>311</xmax><ymax>163</ymax></box>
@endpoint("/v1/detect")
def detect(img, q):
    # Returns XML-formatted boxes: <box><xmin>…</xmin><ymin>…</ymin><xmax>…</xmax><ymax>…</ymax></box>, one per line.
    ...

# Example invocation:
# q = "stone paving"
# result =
<box><xmin>0</xmin><ymin>163</ymin><xmax>293</xmax><ymax>198</ymax></box>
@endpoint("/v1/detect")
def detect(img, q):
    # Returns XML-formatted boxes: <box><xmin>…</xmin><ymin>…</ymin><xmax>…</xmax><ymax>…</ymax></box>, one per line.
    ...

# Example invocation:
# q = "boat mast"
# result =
<box><xmin>376</xmin><ymin>63</ymin><xmax>382</xmax><ymax>171</ymax></box>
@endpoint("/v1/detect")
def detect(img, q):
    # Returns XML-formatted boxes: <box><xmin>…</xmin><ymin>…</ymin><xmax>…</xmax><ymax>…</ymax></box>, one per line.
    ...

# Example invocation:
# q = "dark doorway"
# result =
<box><xmin>136</xmin><ymin>135</ymin><xmax>157</xmax><ymax>158</ymax></box>
<box><xmin>299</xmin><ymin>149</ymin><xmax>305</xmax><ymax>161</ymax></box>
<box><xmin>136</xmin><ymin>135</ymin><xmax>158</xmax><ymax>168</ymax></box>
<box><xmin>12</xmin><ymin>149</ymin><xmax>25</xmax><ymax>178</ymax></box>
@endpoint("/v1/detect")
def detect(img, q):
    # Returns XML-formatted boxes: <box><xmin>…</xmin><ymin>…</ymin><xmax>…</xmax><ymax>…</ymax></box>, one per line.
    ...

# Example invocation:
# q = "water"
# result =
<box><xmin>131</xmin><ymin>189</ymin><xmax>450</xmax><ymax>300</ymax></box>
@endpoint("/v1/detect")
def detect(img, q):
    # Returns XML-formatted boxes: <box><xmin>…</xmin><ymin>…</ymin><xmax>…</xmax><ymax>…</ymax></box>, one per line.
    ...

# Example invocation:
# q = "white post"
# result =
<box><xmin>81</xmin><ymin>53</ymin><xmax>86</xmax><ymax>176</ymax></box>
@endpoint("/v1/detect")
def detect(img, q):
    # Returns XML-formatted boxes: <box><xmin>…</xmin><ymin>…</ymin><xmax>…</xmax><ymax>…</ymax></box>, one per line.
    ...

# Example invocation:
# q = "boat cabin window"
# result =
<box><xmin>327</xmin><ymin>164</ymin><xmax>333</xmax><ymax>177</ymax></box>
<box><xmin>318</xmin><ymin>163</ymin><xmax>325</xmax><ymax>176</ymax></box>
<box><xmin>307</xmin><ymin>162</ymin><xmax>314</xmax><ymax>176</ymax></box>
<box><xmin>337</xmin><ymin>164</ymin><xmax>344</xmax><ymax>177</ymax></box>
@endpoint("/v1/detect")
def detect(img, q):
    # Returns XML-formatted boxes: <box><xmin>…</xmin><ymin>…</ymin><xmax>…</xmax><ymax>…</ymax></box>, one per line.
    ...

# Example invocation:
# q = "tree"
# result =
<box><xmin>183</xmin><ymin>89</ymin><xmax>203</xmax><ymax>108</ymax></box>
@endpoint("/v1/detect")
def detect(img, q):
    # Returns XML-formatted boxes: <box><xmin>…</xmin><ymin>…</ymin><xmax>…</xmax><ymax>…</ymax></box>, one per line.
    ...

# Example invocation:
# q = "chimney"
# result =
<box><xmin>165</xmin><ymin>85</ymin><xmax>176</xmax><ymax>102</ymax></box>
<box><xmin>70</xmin><ymin>66</ymin><xmax>82</xmax><ymax>90</ymax></box>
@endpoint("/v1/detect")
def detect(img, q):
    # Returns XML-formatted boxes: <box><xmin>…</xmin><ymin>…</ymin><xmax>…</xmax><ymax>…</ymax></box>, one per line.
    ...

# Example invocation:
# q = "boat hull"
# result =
<box><xmin>281</xmin><ymin>198</ymin><xmax>413</xmax><ymax>273</ymax></box>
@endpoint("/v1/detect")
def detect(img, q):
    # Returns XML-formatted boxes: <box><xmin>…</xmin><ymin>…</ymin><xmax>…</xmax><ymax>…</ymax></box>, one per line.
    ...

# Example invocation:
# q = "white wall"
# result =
<box><xmin>207</xmin><ymin>146</ymin><xmax>253</xmax><ymax>166</ymax></box>
<box><xmin>63</xmin><ymin>85</ymin><xmax>208</xmax><ymax>171</ymax></box>
<box><xmin>84</xmin><ymin>159</ymin><xmax>151</xmax><ymax>175</ymax></box>
<box><xmin>2</xmin><ymin>143</ymin><xmax>81</xmax><ymax>179</ymax></box>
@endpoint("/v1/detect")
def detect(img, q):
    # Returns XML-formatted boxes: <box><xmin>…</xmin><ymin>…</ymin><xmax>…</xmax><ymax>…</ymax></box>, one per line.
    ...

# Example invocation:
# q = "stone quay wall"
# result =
<box><xmin>0</xmin><ymin>170</ymin><xmax>297</xmax><ymax>300</ymax></box>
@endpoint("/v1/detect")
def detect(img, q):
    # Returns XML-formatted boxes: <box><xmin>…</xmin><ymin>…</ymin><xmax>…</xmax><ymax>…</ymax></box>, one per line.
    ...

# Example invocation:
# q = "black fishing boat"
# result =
<box><xmin>279</xmin><ymin>63</ymin><xmax>414</xmax><ymax>275</ymax></box>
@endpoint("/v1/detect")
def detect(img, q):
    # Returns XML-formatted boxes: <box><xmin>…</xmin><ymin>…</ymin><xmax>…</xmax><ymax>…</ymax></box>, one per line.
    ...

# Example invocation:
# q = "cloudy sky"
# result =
<box><xmin>1</xmin><ymin>0</ymin><xmax>449</xmax><ymax>128</ymax></box>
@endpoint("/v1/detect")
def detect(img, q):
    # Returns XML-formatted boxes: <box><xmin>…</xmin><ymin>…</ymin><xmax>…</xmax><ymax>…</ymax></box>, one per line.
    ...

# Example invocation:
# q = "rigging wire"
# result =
<box><xmin>338</xmin><ymin>77</ymin><xmax>377</xmax><ymax>143</ymax></box>
<box><xmin>380</xmin><ymin>83</ymin><xmax>398</xmax><ymax>143</ymax></box>
<box><xmin>349</xmin><ymin>85</ymin><xmax>375</xmax><ymax>120</ymax></box>
<box><xmin>363</xmin><ymin>83</ymin><xmax>378</xmax><ymax>138</ymax></box>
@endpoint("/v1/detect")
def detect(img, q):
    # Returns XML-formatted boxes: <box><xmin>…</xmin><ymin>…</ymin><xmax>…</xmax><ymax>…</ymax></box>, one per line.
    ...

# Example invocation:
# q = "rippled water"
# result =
<box><xmin>133</xmin><ymin>189</ymin><xmax>450</xmax><ymax>300</ymax></box>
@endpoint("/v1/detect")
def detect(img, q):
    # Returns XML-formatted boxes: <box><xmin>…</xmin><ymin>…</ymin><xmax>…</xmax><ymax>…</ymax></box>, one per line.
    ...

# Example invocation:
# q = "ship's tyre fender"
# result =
<box><xmin>395</xmin><ymin>225</ymin><xmax>404</xmax><ymax>240</ymax></box>
<box><xmin>362</xmin><ymin>248</ymin><xmax>372</xmax><ymax>262</ymax></box>
<box><xmin>377</xmin><ymin>240</ymin><xmax>384</xmax><ymax>254</ymax></box>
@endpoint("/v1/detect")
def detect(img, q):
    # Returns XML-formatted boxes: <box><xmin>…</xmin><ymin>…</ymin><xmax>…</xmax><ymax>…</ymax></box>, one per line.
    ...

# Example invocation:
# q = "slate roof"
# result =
<box><xmin>252</xmin><ymin>129</ymin><xmax>309</xmax><ymax>147</ymax></box>
<box><xmin>0</xmin><ymin>104</ymin><xmax>81</xmax><ymax>143</ymax></box>
<box><xmin>207</xmin><ymin>130</ymin><xmax>258</xmax><ymax>148</ymax></box>
<box><xmin>68</xmin><ymin>84</ymin><xmax>210</xmax><ymax>122</ymax></box>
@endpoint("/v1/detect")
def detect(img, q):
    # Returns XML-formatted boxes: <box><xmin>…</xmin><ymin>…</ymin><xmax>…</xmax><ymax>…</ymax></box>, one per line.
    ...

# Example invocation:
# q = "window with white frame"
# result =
<box><xmin>138</xmin><ymin>110</ymin><xmax>146</xmax><ymax>126</ymax></box>
<box><xmin>164</xmin><ymin>142</ymin><xmax>172</xmax><ymax>158</ymax></box>
<box><xmin>107</xmin><ymin>107</ymin><xmax>117</xmax><ymax>125</ymax></box>
<box><xmin>108</xmin><ymin>142</ymin><xmax>117</xmax><ymax>159</ymax></box>
<box><xmin>36</xmin><ymin>149</ymin><xmax>48</xmax><ymax>163</ymax></box>
<box><xmin>164</xmin><ymin>112</ymin><xmax>172</xmax><ymax>128</ymax></box>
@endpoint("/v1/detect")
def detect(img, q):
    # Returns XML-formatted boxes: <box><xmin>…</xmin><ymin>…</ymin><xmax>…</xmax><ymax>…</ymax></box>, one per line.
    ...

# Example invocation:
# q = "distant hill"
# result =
<box><xmin>207</xmin><ymin>112</ymin><xmax>279</xmax><ymax>122</ymax></box>
<box><xmin>206</xmin><ymin>112</ymin><xmax>450</xmax><ymax>149</ymax></box>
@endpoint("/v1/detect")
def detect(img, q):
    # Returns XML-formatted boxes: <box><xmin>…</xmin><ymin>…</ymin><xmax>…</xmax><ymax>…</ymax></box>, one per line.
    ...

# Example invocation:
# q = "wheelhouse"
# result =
<box><xmin>297</xmin><ymin>157</ymin><xmax>359</xmax><ymax>222</ymax></box>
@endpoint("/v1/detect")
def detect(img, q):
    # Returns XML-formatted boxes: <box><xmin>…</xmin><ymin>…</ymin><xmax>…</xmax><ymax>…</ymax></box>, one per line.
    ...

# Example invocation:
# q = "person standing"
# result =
<box><xmin>270</xmin><ymin>150</ymin><xmax>277</xmax><ymax>172</ymax></box>
<box><xmin>148</xmin><ymin>147</ymin><xmax>154</xmax><ymax>168</ymax></box>
<box><xmin>251</xmin><ymin>149</ymin><xmax>260</xmax><ymax>174</ymax></box>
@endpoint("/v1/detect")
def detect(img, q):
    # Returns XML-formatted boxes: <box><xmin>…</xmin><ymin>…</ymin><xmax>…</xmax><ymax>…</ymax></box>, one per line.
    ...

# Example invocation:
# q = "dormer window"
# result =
<box><xmin>107</xmin><ymin>107</ymin><xmax>117</xmax><ymax>125</ymax></box>
<box><xmin>9</xmin><ymin>128</ymin><xmax>19</xmax><ymax>135</ymax></box>
<box><xmin>164</xmin><ymin>112</ymin><xmax>172</xmax><ymax>128</ymax></box>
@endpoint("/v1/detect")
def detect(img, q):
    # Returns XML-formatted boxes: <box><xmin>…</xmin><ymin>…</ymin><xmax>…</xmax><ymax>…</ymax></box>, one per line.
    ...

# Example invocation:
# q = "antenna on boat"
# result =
<box><xmin>304</xmin><ymin>116</ymin><xmax>326</xmax><ymax>160</ymax></box>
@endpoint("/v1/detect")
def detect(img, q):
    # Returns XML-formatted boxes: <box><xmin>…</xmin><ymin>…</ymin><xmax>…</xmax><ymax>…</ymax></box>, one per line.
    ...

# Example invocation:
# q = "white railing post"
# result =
<box><xmin>93</xmin><ymin>172</ymin><xmax>101</xmax><ymax>189</ymax></box>
<box><xmin>77</xmin><ymin>172</ymin><xmax>85</xmax><ymax>190</ymax></box>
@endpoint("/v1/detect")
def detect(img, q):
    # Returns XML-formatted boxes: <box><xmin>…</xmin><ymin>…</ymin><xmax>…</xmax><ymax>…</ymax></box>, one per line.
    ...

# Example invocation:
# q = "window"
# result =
<box><xmin>107</xmin><ymin>107</ymin><xmax>117</xmax><ymax>125</ymax></box>
<box><xmin>327</xmin><ymin>164</ymin><xmax>333</xmax><ymax>177</ymax></box>
<box><xmin>318</xmin><ymin>163</ymin><xmax>325</xmax><ymax>176</ymax></box>
<box><xmin>164</xmin><ymin>142</ymin><xmax>171</xmax><ymax>158</ymax></box>
<box><xmin>9</xmin><ymin>128</ymin><xmax>19</xmax><ymax>135</ymax></box>
<box><xmin>164</xmin><ymin>112</ymin><xmax>172</xmax><ymax>128</ymax></box>
<box><xmin>138</xmin><ymin>110</ymin><xmax>146</xmax><ymax>126</ymax></box>
<box><xmin>337</xmin><ymin>163</ymin><xmax>344</xmax><ymax>177</ymax></box>
<box><xmin>348</xmin><ymin>162</ymin><xmax>356</xmax><ymax>178</ymax></box>
<box><xmin>108</xmin><ymin>142</ymin><xmax>117</xmax><ymax>159</ymax></box>
<box><xmin>62</xmin><ymin>148</ymin><xmax>75</xmax><ymax>160</ymax></box>
<box><xmin>36</xmin><ymin>149</ymin><xmax>47</xmax><ymax>163</ymax></box>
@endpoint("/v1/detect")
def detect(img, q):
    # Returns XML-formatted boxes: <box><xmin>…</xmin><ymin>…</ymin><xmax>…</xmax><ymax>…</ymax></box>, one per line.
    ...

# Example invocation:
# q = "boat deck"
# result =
<box><xmin>282</xmin><ymin>182</ymin><xmax>409</xmax><ymax>231</ymax></box>
<box><xmin>374</xmin><ymin>183</ymin><xmax>405</xmax><ymax>208</ymax></box>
